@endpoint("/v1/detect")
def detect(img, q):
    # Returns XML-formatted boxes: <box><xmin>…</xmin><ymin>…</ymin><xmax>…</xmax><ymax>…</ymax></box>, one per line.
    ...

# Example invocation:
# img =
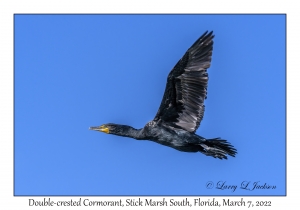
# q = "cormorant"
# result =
<box><xmin>90</xmin><ymin>31</ymin><xmax>237</xmax><ymax>159</ymax></box>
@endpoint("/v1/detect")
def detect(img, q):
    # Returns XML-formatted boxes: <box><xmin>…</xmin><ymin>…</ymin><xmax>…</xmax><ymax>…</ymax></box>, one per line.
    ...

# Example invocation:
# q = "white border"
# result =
<box><xmin>0</xmin><ymin>0</ymin><xmax>295</xmax><ymax>209</ymax></box>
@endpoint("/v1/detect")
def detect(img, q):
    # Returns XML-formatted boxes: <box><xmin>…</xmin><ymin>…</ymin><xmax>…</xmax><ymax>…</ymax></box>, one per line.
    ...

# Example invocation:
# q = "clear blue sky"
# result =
<box><xmin>15</xmin><ymin>14</ymin><xmax>285</xmax><ymax>196</ymax></box>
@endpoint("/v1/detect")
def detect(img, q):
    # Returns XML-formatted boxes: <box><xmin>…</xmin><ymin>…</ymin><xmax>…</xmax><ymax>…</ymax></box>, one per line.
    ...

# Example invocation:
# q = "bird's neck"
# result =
<box><xmin>112</xmin><ymin>125</ymin><xmax>145</xmax><ymax>140</ymax></box>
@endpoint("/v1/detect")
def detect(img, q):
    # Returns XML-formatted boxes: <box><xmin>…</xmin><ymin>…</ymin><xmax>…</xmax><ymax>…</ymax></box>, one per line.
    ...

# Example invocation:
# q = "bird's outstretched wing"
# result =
<box><xmin>153</xmin><ymin>31</ymin><xmax>214</xmax><ymax>133</ymax></box>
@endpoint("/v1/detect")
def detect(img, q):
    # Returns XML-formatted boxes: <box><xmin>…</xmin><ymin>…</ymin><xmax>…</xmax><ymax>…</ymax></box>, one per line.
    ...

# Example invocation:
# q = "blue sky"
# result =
<box><xmin>14</xmin><ymin>14</ymin><xmax>286</xmax><ymax>196</ymax></box>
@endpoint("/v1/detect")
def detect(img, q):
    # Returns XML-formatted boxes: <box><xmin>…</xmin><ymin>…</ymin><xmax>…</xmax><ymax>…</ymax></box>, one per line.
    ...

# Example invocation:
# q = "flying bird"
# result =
<box><xmin>90</xmin><ymin>31</ymin><xmax>237</xmax><ymax>159</ymax></box>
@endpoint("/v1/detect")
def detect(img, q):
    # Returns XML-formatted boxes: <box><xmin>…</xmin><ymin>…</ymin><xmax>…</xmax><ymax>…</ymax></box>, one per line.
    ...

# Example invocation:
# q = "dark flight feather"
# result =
<box><xmin>154</xmin><ymin>31</ymin><xmax>214</xmax><ymax>132</ymax></box>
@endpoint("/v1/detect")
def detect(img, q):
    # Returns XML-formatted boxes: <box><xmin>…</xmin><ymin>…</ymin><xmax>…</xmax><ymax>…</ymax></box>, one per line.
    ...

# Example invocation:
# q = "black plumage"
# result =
<box><xmin>90</xmin><ymin>31</ymin><xmax>237</xmax><ymax>159</ymax></box>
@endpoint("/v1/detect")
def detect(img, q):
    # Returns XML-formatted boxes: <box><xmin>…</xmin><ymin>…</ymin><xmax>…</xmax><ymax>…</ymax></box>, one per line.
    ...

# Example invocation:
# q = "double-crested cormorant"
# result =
<box><xmin>90</xmin><ymin>31</ymin><xmax>237</xmax><ymax>159</ymax></box>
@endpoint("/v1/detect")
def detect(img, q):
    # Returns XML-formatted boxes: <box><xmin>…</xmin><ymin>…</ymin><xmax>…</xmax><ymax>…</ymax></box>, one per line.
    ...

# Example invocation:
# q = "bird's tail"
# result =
<box><xmin>199</xmin><ymin>138</ymin><xmax>237</xmax><ymax>159</ymax></box>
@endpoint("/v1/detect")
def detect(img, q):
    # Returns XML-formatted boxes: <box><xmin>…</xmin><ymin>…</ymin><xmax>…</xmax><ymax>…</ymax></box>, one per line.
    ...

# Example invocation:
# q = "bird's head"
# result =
<box><xmin>89</xmin><ymin>123</ymin><xmax>125</xmax><ymax>135</ymax></box>
<box><xmin>89</xmin><ymin>124</ymin><xmax>112</xmax><ymax>134</ymax></box>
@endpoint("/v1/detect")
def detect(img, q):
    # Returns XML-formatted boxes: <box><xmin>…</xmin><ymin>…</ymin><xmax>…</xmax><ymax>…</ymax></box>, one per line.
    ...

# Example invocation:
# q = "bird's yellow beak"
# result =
<box><xmin>99</xmin><ymin>125</ymin><xmax>109</xmax><ymax>134</ymax></box>
<box><xmin>89</xmin><ymin>125</ymin><xmax>109</xmax><ymax>134</ymax></box>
